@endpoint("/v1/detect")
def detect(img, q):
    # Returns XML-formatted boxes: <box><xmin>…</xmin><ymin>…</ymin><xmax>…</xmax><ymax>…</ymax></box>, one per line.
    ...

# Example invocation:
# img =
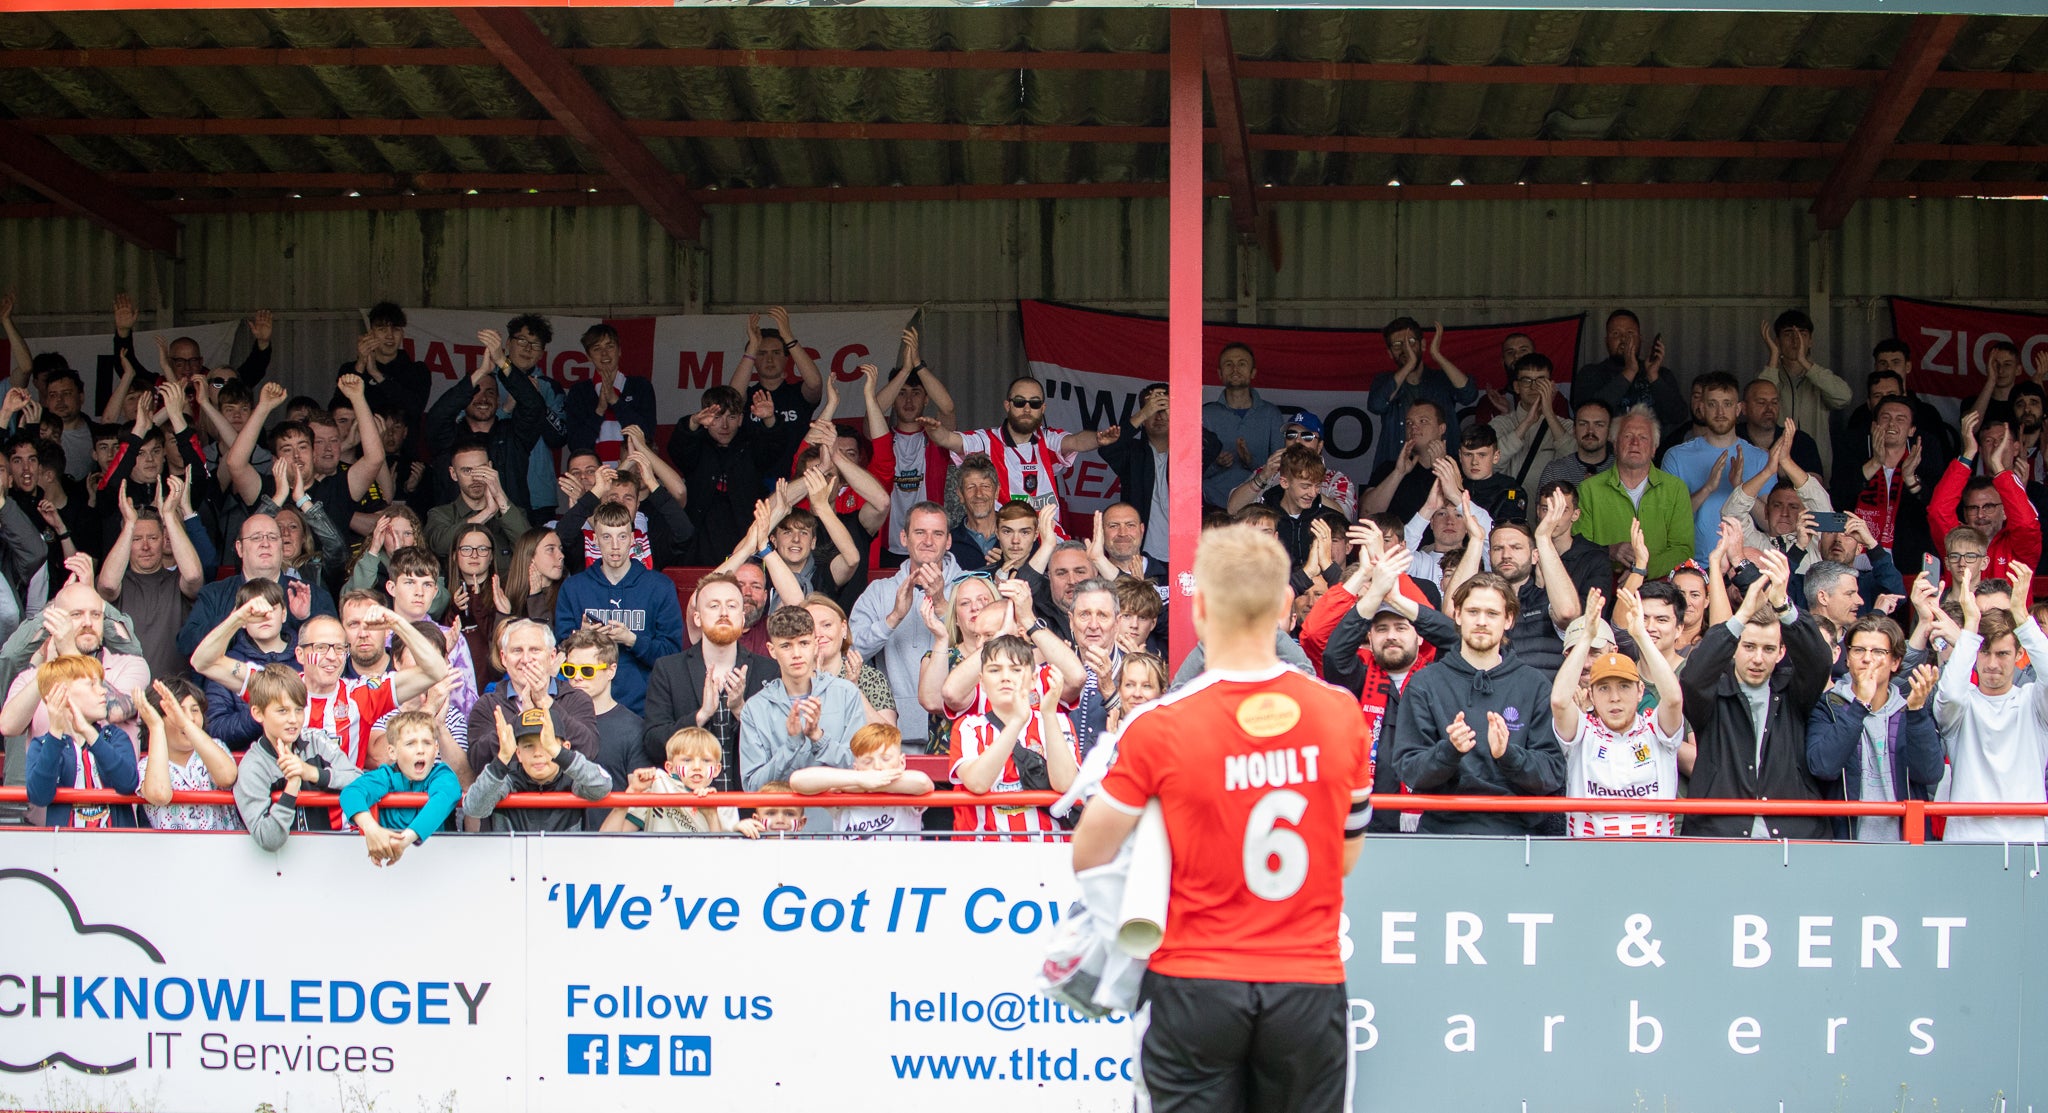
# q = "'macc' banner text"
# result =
<box><xmin>0</xmin><ymin>831</ymin><xmax>2036</xmax><ymax>1111</ymax></box>
<box><xmin>1018</xmin><ymin>299</ymin><xmax>1583</xmax><ymax>516</ymax></box>
<box><xmin>399</xmin><ymin>307</ymin><xmax>914</xmax><ymax>424</ymax></box>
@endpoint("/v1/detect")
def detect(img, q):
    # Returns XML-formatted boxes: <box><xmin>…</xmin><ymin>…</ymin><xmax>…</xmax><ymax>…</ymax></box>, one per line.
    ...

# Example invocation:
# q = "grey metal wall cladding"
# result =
<box><xmin>0</xmin><ymin>196</ymin><xmax>2042</xmax><ymax>424</ymax></box>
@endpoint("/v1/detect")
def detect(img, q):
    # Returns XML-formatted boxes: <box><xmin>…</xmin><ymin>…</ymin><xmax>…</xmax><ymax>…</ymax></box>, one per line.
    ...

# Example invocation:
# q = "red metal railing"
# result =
<box><xmin>7</xmin><ymin>787</ymin><xmax>2048</xmax><ymax>845</ymax></box>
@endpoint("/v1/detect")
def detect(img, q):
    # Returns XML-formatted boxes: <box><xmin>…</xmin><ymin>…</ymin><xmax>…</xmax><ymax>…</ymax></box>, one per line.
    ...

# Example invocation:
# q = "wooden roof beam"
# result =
<box><xmin>453</xmin><ymin>8</ymin><xmax>702</xmax><ymax>243</ymax></box>
<box><xmin>0</xmin><ymin>119</ymin><xmax>178</xmax><ymax>253</ymax></box>
<box><xmin>1199</xmin><ymin>12</ymin><xmax>1260</xmax><ymax>239</ymax></box>
<box><xmin>1812</xmin><ymin>14</ymin><xmax>1968</xmax><ymax>231</ymax></box>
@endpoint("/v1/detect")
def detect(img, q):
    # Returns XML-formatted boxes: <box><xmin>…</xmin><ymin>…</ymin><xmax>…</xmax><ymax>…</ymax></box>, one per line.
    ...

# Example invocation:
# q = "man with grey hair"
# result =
<box><xmin>1066</xmin><ymin>577</ymin><xmax>1122</xmax><ymax>758</ymax></box>
<box><xmin>1022</xmin><ymin>539</ymin><xmax>1095</xmax><ymax>646</ymax></box>
<box><xmin>850</xmin><ymin>500</ymin><xmax>962</xmax><ymax>752</ymax></box>
<box><xmin>465</xmin><ymin>618</ymin><xmax>601</xmax><ymax>798</ymax></box>
<box><xmin>1571</xmin><ymin>405</ymin><xmax>1694</xmax><ymax>579</ymax></box>
<box><xmin>1803</xmin><ymin>559</ymin><xmax>1864</xmax><ymax>634</ymax></box>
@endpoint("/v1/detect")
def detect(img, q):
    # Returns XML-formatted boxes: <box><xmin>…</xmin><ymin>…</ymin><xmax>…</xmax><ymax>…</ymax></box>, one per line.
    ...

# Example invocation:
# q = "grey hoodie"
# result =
<box><xmin>234</xmin><ymin>733</ymin><xmax>363</xmax><ymax>852</ymax></box>
<box><xmin>739</xmin><ymin>673</ymin><xmax>864</xmax><ymax>790</ymax></box>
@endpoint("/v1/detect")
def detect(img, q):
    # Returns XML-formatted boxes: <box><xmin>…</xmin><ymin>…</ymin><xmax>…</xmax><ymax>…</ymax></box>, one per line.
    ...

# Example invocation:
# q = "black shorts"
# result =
<box><xmin>1133</xmin><ymin>971</ymin><xmax>1349</xmax><ymax>1113</ymax></box>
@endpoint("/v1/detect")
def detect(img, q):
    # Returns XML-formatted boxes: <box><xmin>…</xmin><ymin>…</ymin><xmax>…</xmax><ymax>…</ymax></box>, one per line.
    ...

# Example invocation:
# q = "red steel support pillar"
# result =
<box><xmin>1167</xmin><ymin>10</ymin><xmax>1204</xmax><ymax>672</ymax></box>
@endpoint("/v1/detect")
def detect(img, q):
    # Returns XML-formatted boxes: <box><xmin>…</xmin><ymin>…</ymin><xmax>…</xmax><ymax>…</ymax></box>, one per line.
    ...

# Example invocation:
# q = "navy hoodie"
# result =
<box><xmin>552</xmin><ymin>561</ymin><xmax>683</xmax><ymax>716</ymax></box>
<box><xmin>1388</xmin><ymin>643</ymin><xmax>1565</xmax><ymax>835</ymax></box>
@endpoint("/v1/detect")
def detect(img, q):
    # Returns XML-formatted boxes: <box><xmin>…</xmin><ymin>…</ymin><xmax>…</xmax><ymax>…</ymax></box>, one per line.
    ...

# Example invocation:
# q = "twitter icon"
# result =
<box><xmin>618</xmin><ymin>1034</ymin><xmax>660</xmax><ymax>1076</ymax></box>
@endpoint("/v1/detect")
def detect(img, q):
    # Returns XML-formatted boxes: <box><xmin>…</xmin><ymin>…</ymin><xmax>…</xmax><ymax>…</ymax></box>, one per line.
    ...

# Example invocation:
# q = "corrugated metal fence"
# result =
<box><xmin>0</xmin><ymin>197</ymin><xmax>2041</xmax><ymax>429</ymax></box>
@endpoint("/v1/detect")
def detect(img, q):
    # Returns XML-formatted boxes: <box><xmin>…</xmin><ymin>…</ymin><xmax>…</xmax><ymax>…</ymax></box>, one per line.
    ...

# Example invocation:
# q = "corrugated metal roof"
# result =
<box><xmin>0</xmin><ymin>8</ymin><xmax>2043</xmax><ymax>206</ymax></box>
<box><xmin>0</xmin><ymin>195</ymin><xmax>2043</xmax><ymax>426</ymax></box>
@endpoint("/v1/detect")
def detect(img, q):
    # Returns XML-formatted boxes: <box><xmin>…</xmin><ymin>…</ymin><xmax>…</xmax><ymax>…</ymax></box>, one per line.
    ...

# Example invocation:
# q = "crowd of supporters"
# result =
<box><xmin>2</xmin><ymin>295</ymin><xmax>2044</xmax><ymax>858</ymax></box>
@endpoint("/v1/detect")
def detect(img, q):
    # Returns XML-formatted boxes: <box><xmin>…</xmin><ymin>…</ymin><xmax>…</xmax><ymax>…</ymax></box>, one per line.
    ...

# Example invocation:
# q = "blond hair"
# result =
<box><xmin>1192</xmin><ymin>524</ymin><xmax>1289</xmax><ymax>632</ymax></box>
<box><xmin>664</xmin><ymin>726</ymin><xmax>722</xmax><ymax>762</ymax></box>
<box><xmin>383</xmin><ymin>710</ymin><xmax>438</xmax><ymax>748</ymax></box>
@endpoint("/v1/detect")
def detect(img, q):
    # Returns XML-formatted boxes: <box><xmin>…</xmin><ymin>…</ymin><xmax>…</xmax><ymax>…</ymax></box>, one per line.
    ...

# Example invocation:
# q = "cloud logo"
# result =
<box><xmin>0</xmin><ymin>870</ymin><xmax>163</xmax><ymax>1076</ymax></box>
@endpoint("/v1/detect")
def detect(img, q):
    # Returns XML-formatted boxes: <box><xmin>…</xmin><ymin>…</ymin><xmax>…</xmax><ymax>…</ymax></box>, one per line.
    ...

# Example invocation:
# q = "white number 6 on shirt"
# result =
<box><xmin>1243</xmin><ymin>789</ymin><xmax>1310</xmax><ymax>901</ymax></box>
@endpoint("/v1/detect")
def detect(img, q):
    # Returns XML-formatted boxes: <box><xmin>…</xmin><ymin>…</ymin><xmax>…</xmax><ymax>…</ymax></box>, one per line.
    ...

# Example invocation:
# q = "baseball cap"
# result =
<box><xmin>1285</xmin><ymin>410</ymin><xmax>1323</xmax><ymax>436</ymax></box>
<box><xmin>513</xmin><ymin>707</ymin><xmax>550</xmax><ymax>740</ymax></box>
<box><xmin>1588</xmin><ymin>652</ymin><xmax>1641</xmax><ymax>686</ymax></box>
<box><xmin>1561</xmin><ymin>614</ymin><xmax>1616</xmax><ymax>651</ymax></box>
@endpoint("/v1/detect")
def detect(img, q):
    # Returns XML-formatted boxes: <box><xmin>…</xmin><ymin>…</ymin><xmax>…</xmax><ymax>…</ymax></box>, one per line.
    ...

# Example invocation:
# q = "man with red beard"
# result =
<box><xmin>1318</xmin><ymin>546</ymin><xmax>1460</xmax><ymax>834</ymax></box>
<box><xmin>640</xmin><ymin>572</ymin><xmax>773</xmax><ymax>788</ymax></box>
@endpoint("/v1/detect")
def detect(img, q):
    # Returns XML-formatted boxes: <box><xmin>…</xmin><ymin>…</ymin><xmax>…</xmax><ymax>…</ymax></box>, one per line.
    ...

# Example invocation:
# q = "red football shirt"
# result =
<box><xmin>1099</xmin><ymin>664</ymin><xmax>1370</xmax><ymax>984</ymax></box>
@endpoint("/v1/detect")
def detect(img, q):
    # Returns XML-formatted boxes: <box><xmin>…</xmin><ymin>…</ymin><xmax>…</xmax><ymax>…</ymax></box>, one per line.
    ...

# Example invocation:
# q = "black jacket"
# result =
<box><xmin>565</xmin><ymin>375</ymin><xmax>659</xmax><ymax>454</ymax></box>
<box><xmin>640</xmin><ymin>643</ymin><xmax>776</xmax><ymax>770</ymax></box>
<box><xmin>555</xmin><ymin>489</ymin><xmax>695</xmax><ymax>575</ymax></box>
<box><xmin>664</xmin><ymin>423</ymin><xmax>783</xmax><ymax>564</ymax></box>
<box><xmin>1324</xmin><ymin>600</ymin><xmax>1461</xmax><ymax>834</ymax></box>
<box><xmin>1678</xmin><ymin>613</ymin><xmax>1834</xmax><ymax>839</ymax></box>
<box><xmin>1097</xmin><ymin>433</ymin><xmax>1165</xmax><ymax>524</ymax></box>
<box><xmin>424</xmin><ymin>370</ymin><xmax>549</xmax><ymax>510</ymax></box>
<box><xmin>1389</xmin><ymin>644</ymin><xmax>1565</xmax><ymax>835</ymax></box>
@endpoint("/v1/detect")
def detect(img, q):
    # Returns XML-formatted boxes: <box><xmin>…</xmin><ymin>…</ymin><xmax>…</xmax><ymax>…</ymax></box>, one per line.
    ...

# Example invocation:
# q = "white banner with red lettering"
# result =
<box><xmin>1018</xmin><ymin>300</ymin><xmax>1585</xmax><ymax>516</ymax></box>
<box><xmin>1889</xmin><ymin>296</ymin><xmax>2048</xmax><ymax>399</ymax></box>
<box><xmin>399</xmin><ymin>307</ymin><xmax>915</xmax><ymax>425</ymax></box>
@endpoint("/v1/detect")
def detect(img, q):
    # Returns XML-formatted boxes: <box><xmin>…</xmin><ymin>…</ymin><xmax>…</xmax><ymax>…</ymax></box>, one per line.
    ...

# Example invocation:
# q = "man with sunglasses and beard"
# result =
<box><xmin>927</xmin><ymin>376</ymin><xmax>1122</xmax><ymax>520</ymax></box>
<box><xmin>640</xmin><ymin>573</ymin><xmax>773</xmax><ymax>786</ymax></box>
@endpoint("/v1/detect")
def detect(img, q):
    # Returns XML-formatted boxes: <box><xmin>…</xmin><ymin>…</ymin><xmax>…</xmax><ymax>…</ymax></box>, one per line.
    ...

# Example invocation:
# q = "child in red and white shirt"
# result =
<box><xmin>948</xmin><ymin>635</ymin><xmax>1079</xmax><ymax>842</ymax></box>
<box><xmin>1550</xmin><ymin>587</ymin><xmax>1687</xmax><ymax>838</ymax></box>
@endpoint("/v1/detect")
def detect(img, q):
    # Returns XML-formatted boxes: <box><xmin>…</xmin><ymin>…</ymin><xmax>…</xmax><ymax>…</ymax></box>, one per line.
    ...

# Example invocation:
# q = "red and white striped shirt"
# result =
<box><xmin>1559</xmin><ymin>709</ymin><xmax>1684</xmax><ymax>839</ymax></box>
<box><xmin>947</xmin><ymin>709</ymin><xmax>1078</xmax><ymax>842</ymax></box>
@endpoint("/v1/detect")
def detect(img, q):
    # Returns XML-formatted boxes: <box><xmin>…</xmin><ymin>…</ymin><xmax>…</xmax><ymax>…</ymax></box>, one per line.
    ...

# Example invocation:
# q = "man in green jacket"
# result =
<box><xmin>1573</xmin><ymin>406</ymin><xmax>1694</xmax><ymax>580</ymax></box>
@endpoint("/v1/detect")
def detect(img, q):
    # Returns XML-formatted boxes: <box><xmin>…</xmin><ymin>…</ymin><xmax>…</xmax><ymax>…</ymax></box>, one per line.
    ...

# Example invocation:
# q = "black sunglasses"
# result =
<box><xmin>1008</xmin><ymin>396</ymin><xmax>1045</xmax><ymax>409</ymax></box>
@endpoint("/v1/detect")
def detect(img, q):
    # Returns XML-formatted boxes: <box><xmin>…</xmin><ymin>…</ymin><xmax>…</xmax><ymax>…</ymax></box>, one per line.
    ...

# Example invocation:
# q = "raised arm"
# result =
<box><xmin>190</xmin><ymin>598</ymin><xmax>265</xmax><ymax>689</ymax></box>
<box><xmin>337</xmin><ymin>373</ymin><xmax>384</xmax><ymax>501</ymax></box>
<box><xmin>0</xmin><ymin>294</ymin><xmax>27</xmax><ymax>392</ymax></box>
<box><xmin>854</xmin><ymin>361</ymin><xmax>888</xmax><ymax>441</ymax></box>
<box><xmin>1533</xmin><ymin>489</ymin><xmax>1582</xmax><ymax>625</ymax></box>
<box><xmin>769</xmin><ymin>307</ymin><xmax>825</xmax><ymax>404</ymax></box>
<box><xmin>383</xmin><ymin>604</ymin><xmax>452</xmax><ymax>703</ymax></box>
<box><xmin>97</xmin><ymin>488</ymin><xmax>139</xmax><ymax>603</ymax></box>
<box><xmin>223</xmin><ymin>382</ymin><xmax>287</xmax><ymax>506</ymax></box>
<box><xmin>802</xmin><ymin>467</ymin><xmax>864</xmax><ymax>587</ymax></box>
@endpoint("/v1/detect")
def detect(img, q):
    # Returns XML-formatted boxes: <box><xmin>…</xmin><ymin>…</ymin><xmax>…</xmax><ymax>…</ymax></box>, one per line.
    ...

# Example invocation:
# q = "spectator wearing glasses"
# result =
<box><xmin>927</xmin><ymin>376</ymin><xmax>1122</xmax><ymax>519</ymax></box>
<box><xmin>1226</xmin><ymin>410</ymin><xmax>1355</xmax><ymax>520</ymax></box>
<box><xmin>1490</xmin><ymin>353</ymin><xmax>1572</xmax><ymax>489</ymax></box>
<box><xmin>176</xmin><ymin>513</ymin><xmax>336</xmax><ymax>658</ymax></box>
<box><xmin>559</xmin><ymin>627</ymin><xmax>643</xmax><ymax>791</ymax></box>
<box><xmin>553</xmin><ymin>502</ymin><xmax>684</xmax><ymax>716</ymax></box>
<box><xmin>1929</xmin><ymin>411</ymin><xmax>2040</xmax><ymax>594</ymax></box>
<box><xmin>195</xmin><ymin>603</ymin><xmax>446</xmax><ymax>773</ymax></box>
<box><xmin>109</xmin><ymin>291</ymin><xmax>274</xmax><ymax>396</ymax></box>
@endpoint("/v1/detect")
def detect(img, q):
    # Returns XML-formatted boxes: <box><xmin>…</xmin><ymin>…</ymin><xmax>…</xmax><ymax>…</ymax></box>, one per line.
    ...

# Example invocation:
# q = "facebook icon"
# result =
<box><xmin>567</xmin><ymin>1034</ymin><xmax>608</xmax><ymax>1075</ymax></box>
<box><xmin>669</xmin><ymin>1035</ymin><xmax>712</xmax><ymax>1076</ymax></box>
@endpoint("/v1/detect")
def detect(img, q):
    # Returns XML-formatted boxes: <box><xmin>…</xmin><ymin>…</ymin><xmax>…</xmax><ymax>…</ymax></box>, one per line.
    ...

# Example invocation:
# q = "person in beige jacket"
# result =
<box><xmin>1755</xmin><ymin>310</ymin><xmax>1853</xmax><ymax>474</ymax></box>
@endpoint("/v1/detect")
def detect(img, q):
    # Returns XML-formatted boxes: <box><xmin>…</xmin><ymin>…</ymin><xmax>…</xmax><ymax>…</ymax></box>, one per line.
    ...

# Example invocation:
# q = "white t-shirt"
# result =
<box><xmin>832</xmin><ymin>804</ymin><xmax>926</xmax><ymax>838</ymax></box>
<box><xmin>887</xmin><ymin>429</ymin><xmax>929</xmax><ymax>555</ymax></box>
<box><xmin>1557</xmin><ymin>708</ymin><xmax>1684</xmax><ymax>838</ymax></box>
